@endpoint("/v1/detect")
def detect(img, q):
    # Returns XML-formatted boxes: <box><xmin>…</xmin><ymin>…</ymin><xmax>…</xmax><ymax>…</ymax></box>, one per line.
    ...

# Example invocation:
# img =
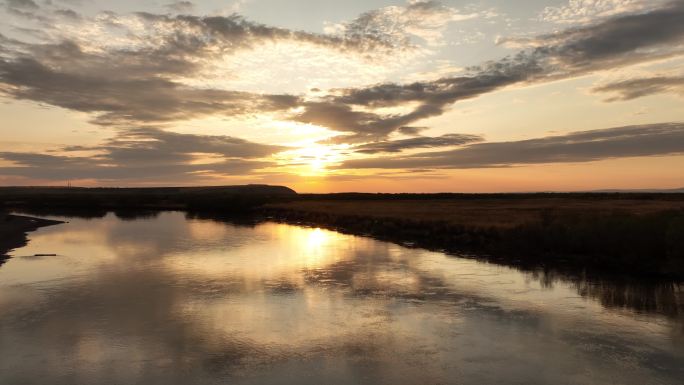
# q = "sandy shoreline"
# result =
<box><xmin>0</xmin><ymin>214</ymin><xmax>65</xmax><ymax>262</ymax></box>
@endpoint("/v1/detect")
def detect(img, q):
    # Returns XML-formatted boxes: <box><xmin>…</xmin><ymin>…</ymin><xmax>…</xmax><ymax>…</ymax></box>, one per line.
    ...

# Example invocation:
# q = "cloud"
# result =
<box><xmin>326</xmin><ymin>0</ymin><xmax>478</xmax><ymax>47</ymax></box>
<box><xmin>12</xmin><ymin>10</ymin><xmax>404</xmax><ymax>60</ymax></box>
<box><xmin>53</xmin><ymin>8</ymin><xmax>81</xmax><ymax>20</ymax></box>
<box><xmin>0</xmin><ymin>153</ymin><xmax>268</xmax><ymax>181</ymax></box>
<box><xmin>5</xmin><ymin>0</ymin><xmax>39</xmax><ymax>10</ymax></box>
<box><xmin>165</xmin><ymin>1</ymin><xmax>195</xmax><ymax>13</ymax></box>
<box><xmin>352</xmin><ymin>133</ymin><xmax>483</xmax><ymax>154</ymax></box>
<box><xmin>0</xmin><ymin>5</ymin><xmax>432</xmax><ymax>126</ymax></box>
<box><xmin>296</xmin><ymin>52</ymin><xmax>544</xmax><ymax>141</ymax></box>
<box><xmin>498</xmin><ymin>1</ymin><xmax>684</xmax><ymax>70</ymax></box>
<box><xmin>539</xmin><ymin>0</ymin><xmax>665</xmax><ymax>24</ymax></box>
<box><xmin>2</xmin><ymin>0</ymin><xmax>683</xmax><ymax>143</ymax></box>
<box><xmin>0</xmin><ymin>7</ymin><xmax>417</xmax><ymax>83</ymax></box>
<box><xmin>338</xmin><ymin>123</ymin><xmax>684</xmax><ymax>169</ymax></box>
<box><xmin>297</xmin><ymin>1</ymin><xmax>684</xmax><ymax>141</ymax></box>
<box><xmin>591</xmin><ymin>75</ymin><xmax>684</xmax><ymax>101</ymax></box>
<box><xmin>338</xmin><ymin>53</ymin><xmax>542</xmax><ymax>108</ymax></box>
<box><xmin>0</xmin><ymin>52</ymin><xmax>301</xmax><ymax>124</ymax></box>
<box><xmin>119</xmin><ymin>12</ymin><xmax>410</xmax><ymax>56</ymax></box>
<box><xmin>89</xmin><ymin>127</ymin><xmax>285</xmax><ymax>162</ymax></box>
<box><xmin>534</xmin><ymin>1</ymin><xmax>684</xmax><ymax>68</ymax></box>
<box><xmin>3</xmin><ymin>0</ymin><xmax>45</xmax><ymax>20</ymax></box>
<box><xmin>398</xmin><ymin>126</ymin><xmax>429</xmax><ymax>136</ymax></box>
<box><xmin>292</xmin><ymin>101</ymin><xmax>419</xmax><ymax>142</ymax></box>
<box><xmin>0</xmin><ymin>128</ymin><xmax>284</xmax><ymax>181</ymax></box>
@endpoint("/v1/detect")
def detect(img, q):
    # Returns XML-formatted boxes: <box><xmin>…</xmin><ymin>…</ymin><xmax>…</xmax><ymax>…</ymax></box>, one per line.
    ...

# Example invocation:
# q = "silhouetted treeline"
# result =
<box><xmin>0</xmin><ymin>185</ymin><xmax>296</xmax><ymax>213</ymax></box>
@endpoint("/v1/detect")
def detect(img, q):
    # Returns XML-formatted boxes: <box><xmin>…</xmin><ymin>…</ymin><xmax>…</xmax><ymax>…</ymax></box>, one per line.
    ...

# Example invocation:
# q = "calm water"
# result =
<box><xmin>1</xmin><ymin>212</ymin><xmax>682</xmax><ymax>385</ymax></box>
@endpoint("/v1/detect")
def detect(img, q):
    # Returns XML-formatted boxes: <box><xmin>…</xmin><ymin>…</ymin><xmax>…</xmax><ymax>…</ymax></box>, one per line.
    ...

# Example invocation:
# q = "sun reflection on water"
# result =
<box><xmin>1</xmin><ymin>212</ymin><xmax>682</xmax><ymax>385</ymax></box>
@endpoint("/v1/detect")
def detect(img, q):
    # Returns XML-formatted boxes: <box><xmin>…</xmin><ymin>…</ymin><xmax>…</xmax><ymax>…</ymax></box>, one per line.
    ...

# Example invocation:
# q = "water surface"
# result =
<box><xmin>1</xmin><ymin>212</ymin><xmax>682</xmax><ymax>384</ymax></box>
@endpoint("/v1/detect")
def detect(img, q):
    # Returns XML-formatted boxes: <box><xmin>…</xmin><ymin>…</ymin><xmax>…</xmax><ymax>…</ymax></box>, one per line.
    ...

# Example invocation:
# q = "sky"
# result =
<box><xmin>0</xmin><ymin>0</ymin><xmax>683</xmax><ymax>192</ymax></box>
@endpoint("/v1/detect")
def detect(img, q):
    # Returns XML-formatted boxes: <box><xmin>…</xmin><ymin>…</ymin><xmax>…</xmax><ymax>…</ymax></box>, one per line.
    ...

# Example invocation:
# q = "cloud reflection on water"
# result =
<box><xmin>0</xmin><ymin>212</ymin><xmax>682</xmax><ymax>384</ymax></box>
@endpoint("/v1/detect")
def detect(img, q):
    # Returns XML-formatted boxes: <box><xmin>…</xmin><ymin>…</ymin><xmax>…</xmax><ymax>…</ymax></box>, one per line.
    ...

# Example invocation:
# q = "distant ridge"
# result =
<box><xmin>0</xmin><ymin>184</ymin><xmax>298</xmax><ymax>212</ymax></box>
<box><xmin>588</xmin><ymin>187</ymin><xmax>684</xmax><ymax>193</ymax></box>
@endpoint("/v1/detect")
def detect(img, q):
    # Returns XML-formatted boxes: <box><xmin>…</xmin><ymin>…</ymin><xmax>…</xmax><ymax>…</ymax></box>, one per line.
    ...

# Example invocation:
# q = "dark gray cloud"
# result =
<box><xmin>337</xmin><ymin>53</ymin><xmax>543</xmax><ymax>108</ymax></box>
<box><xmin>339</xmin><ymin>123</ymin><xmax>684</xmax><ymax>169</ymax></box>
<box><xmin>0</xmin><ymin>54</ymin><xmax>300</xmax><ymax>124</ymax></box>
<box><xmin>0</xmin><ymin>154</ymin><xmax>268</xmax><ymax>181</ymax></box>
<box><xmin>398</xmin><ymin>126</ymin><xmax>429</xmax><ymax>136</ymax></box>
<box><xmin>534</xmin><ymin>0</ymin><xmax>684</xmax><ymax>68</ymax></box>
<box><xmin>94</xmin><ymin>127</ymin><xmax>285</xmax><ymax>163</ymax></box>
<box><xmin>0</xmin><ymin>128</ymin><xmax>283</xmax><ymax>181</ymax></box>
<box><xmin>592</xmin><ymin>75</ymin><xmax>684</xmax><ymax>101</ymax></box>
<box><xmin>293</xmin><ymin>101</ymin><xmax>409</xmax><ymax>142</ymax></box>
<box><xmin>296</xmin><ymin>52</ymin><xmax>544</xmax><ymax>141</ymax></box>
<box><xmin>353</xmin><ymin>133</ymin><xmax>483</xmax><ymax>154</ymax></box>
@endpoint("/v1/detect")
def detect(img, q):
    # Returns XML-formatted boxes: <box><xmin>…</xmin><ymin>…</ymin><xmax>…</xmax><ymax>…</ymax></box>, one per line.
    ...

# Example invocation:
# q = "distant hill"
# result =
<box><xmin>176</xmin><ymin>185</ymin><xmax>297</xmax><ymax>195</ymax></box>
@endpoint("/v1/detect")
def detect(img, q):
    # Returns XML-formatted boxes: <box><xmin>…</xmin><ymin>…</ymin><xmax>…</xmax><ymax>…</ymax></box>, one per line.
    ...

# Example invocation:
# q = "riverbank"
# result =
<box><xmin>0</xmin><ymin>214</ymin><xmax>64</xmax><ymax>262</ymax></box>
<box><xmin>4</xmin><ymin>189</ymin><xmax>684</xmax><ymax>278</ymax></box>
<box><xmin>264</xmin><ymin>196</ymin><xmax>684</xmax><ymax>279</ymax></box>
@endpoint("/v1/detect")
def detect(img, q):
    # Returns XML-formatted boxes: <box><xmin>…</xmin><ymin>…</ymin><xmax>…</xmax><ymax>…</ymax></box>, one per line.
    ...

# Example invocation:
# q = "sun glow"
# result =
<box><xmin>277</xmin><ymin>142</ymin><xmax>348</xmax><ymax>176</ymax></box>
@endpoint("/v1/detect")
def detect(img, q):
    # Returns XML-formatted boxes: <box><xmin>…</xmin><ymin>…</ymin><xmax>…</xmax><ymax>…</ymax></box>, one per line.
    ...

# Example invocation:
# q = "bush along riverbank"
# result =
<box><xmin>263</xmin><ymin>207</ymin><xmax>684</xmax><ymax>279</ymax></box>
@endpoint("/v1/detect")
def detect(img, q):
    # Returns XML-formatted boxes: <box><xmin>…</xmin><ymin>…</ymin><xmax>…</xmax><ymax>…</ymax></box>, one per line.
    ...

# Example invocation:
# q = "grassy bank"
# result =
<box><xmin>0</xmin><ymin>213</ymin><xmax>64</xmax><ymax>262</ymax></box>
<box><xmin>265</xmin><ymin>195</ymin><xmax>684</xmax><ymax>278</ymax></box>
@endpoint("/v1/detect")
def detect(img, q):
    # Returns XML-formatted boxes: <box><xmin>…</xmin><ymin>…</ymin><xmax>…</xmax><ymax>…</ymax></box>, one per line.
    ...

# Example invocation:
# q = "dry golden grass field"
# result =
<box><xmin>267</xmin><ymin>197</ymin><xmax>684</xmax><ymax>229</ymax></box>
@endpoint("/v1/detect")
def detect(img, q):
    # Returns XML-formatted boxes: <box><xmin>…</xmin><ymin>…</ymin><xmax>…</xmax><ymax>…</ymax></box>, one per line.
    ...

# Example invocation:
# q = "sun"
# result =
<box><xmin>274</xmin><ymin>141</ymin><xmax>347</xmax><ymax>177</ymax></box>
<box><xmin>305</xmin><ymin>145</ymin><xmax>331</xmax><ymax>172</ymax></box>
<box><xmin>296</xmin><ymin>144</ymin><xmax>338</xmax><ymax>176</ymax></box>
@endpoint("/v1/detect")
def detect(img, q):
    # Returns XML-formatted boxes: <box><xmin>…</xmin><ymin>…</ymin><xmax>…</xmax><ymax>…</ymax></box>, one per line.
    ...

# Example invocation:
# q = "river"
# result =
<box><xmin>0</xmin><ymin>211</ymin><xmax>682</xmax><ymax>384</ymax></box>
